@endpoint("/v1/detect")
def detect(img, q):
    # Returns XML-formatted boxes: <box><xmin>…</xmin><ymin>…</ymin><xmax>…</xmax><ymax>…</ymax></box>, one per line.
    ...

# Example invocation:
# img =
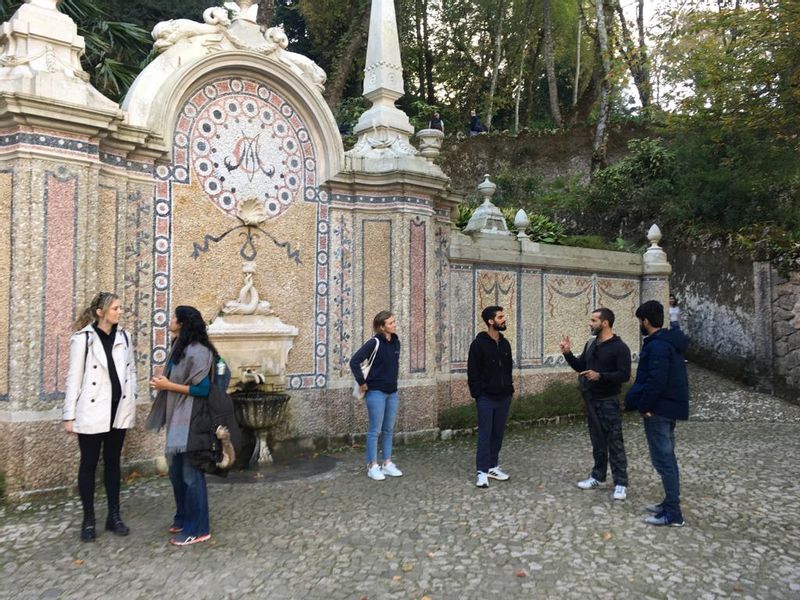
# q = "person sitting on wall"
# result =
<box><xmin>428</xmin><ymin>112</ymin><xmax>444</xmax><ymax>132</ymax></box>
<box><xmin>468</xmin><ymin>110</ymin><xmax>487</xmax><ymax>136</ymax></box>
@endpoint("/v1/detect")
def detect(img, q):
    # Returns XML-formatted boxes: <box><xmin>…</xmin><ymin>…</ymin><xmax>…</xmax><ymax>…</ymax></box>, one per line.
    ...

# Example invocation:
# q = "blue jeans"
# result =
<box><xmin>364</xmin><ymin>390</ymin><xmax>399</xmax><ymax>465</ymax></box>
<box><xmin>475</xmin><ymin>395</ymin><xmax>512</xmax><ymax>473</ymax></box>
<box><xmin>168</xmin><ymin>453</ymin><xmax>210</xmax><ymax>537</ymax></box>
<box><xmin>643</xmin><ymin>414</ymin><xmax>682</xmax><ymax>516</ymax></box>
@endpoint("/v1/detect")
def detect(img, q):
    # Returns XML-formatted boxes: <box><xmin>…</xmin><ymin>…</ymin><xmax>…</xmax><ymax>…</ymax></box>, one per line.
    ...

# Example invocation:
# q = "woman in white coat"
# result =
<box><xmin>63</xmin><ymin>292</ymin><xmax>137</xmax><ymax>542</ymax></box>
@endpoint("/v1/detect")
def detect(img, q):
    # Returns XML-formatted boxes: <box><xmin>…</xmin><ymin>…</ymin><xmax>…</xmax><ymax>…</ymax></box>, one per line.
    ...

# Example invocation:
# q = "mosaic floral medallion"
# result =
<box><xmin>175</xmin><ymin>78</ymin><xmax>315</xmax><ymax>220</ymax></box>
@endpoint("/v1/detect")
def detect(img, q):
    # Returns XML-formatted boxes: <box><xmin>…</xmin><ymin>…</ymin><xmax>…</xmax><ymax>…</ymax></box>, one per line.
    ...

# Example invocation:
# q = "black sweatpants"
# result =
<box><xmin>584</xmin><ymin>394</ymin><xmax>628</xmax><ymax>486</ymax></box>
<box><xmin>77</xmin><ymin>428</ymin><xmax>127</xmax><ymax>517</ymax></box>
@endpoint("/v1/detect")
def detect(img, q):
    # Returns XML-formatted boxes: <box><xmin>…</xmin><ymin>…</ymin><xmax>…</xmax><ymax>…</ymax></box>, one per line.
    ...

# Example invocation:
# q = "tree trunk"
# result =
<box><xmin>591</xmin><ymin>0</ymin><xmax>612</xmax><ymax>173</ymax></box>
<box><xmin>543</xmin><ymin>0</ymin><xmax>563</xmax><ymax>127</ymax></box>
<box><xmin>323</xmin><ymin>4</ymin><xmax>371</xmax><ymax>110</ymax></box>
<box><xmin>257</xmin><ymin>0</ymin><xmax>275</xmax><ymax>30</ymax></box>
<box><xmin>613</xmin><ymin>0</ymin><xmax>650</xmax><ymax>108</ymax></box>
<box><xmin>522</xmin><ymin>30</ymin><xmax>544</xmax><ymax>126</ymax></box>
<box><xmin>422</xmin><ymin>0</ymin><xmax>436</xmax><ymax>104</ymax></box>
<box><xmin>414</xmin><ymin>0</ymin><xmax>425</xmax><ymax>99</ymax></box>
<box><xmin>486</xmin><ymin>0</ymin><xmax>506</xmax><ymax>132</ymax></box>
<box><xmin>635</xmin><ymin>0</ymin><xmax>652</xmax><ymax>107</ymax></box>
<box><xmin>572</xmin><ymin>16</ymin><xmax>581</xmax><ymax>107</ymax></box>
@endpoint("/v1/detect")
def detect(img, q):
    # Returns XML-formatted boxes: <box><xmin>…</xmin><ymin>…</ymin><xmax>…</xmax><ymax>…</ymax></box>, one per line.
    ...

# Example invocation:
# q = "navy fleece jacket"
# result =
<box><xmin>350</xmin><ymin>334</ymin><xmax>401</xmax><ymax>393</ymax></box>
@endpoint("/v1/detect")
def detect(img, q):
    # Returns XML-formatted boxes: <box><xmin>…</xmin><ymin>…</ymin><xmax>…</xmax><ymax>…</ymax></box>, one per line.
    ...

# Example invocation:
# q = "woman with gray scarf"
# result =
<box><xmin>147</xmin><ymin>305</ymin><xmax>216</xmax><ymax>546</ymax></box>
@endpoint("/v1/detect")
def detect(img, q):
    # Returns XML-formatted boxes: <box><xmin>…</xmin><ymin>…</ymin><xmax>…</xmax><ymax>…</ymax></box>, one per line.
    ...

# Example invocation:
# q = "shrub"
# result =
<box><xmin>438</xmin><ymin>380</ymin><xmax>585</xmax><ymax>430</ymax></box>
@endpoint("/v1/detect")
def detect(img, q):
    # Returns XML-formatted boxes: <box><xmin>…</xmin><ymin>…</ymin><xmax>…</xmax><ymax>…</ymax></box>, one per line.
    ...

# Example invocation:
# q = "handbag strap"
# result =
<box><xmin>366</xmin><ymin>337</ymin><xmax>380</xmax><ymax>367</ymax></box>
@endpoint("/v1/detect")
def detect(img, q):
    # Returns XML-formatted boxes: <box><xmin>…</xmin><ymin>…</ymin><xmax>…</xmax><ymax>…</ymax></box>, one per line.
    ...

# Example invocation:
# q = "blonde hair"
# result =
<box><xmin>74</xmin><ymin>292</ymin><xmax>119</xmax><ymax>331</ymax></box>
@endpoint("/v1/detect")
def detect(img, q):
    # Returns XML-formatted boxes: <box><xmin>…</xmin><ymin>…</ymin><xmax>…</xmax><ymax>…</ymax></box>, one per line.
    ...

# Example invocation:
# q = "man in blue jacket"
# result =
<box><xmin>625</xmin><ymin>300</ymin><xmax>690</xmax><ymax>527</ymax></box>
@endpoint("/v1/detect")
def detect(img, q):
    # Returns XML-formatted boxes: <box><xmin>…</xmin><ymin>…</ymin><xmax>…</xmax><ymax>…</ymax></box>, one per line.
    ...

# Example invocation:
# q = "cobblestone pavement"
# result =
<box><xmin>2</xmin><ymin>365</ymin><xmax>799</xmax><ymax>600</ymax></box>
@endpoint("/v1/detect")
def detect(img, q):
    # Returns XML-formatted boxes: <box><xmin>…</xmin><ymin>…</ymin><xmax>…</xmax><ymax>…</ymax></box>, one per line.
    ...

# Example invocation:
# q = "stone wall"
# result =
<box><xmin>669</xmin><ymin>244</ymin><xmax>761</xmax><ymax>383</ymax></box>
<box><xmin>772</xmin><ymin>270</ymin><xmax>800</xmax><ymax>397</ymax></box>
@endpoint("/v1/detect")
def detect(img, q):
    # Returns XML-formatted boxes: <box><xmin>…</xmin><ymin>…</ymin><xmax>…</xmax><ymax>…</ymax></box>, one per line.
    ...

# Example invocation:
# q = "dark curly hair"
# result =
<box><xmin>170</xmin><ymin>305</ymin><xmax>218</xmax><ymax>364</ymax></box>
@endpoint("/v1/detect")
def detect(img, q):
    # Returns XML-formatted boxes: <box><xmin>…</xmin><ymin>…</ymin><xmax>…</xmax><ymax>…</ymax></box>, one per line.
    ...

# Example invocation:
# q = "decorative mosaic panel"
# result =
<box><xmin>361</xmin><ymin>219</ymin><xmax>392</xmax><ymax>340</ymax></box>
<box><xmin>151</xmin><ymin>76</ymin><xmax>328</xmax><ymax>389</ymax></box>
<box><xmin>542</xmin><ymin>274</ymin><xmax>593</xmax><ymax>364</ymax></box>
<box><xmin>597</xmin><ymin>277</ymin><xmax>641</xmax><ymax>355</ymax></box>
<box><xmin>519</xmin><ymin>269</ymin><xmax>542</xmax><ymax>366</ymax></box>
<box><xmin>433</xmin><ymin>223</ymin><xmax>449</xmax><ymax>371</ymax></box>
<box><xmin>409</xmin><ymin>217</ymin><xmax>426</xmax><ymax>372</ymax></box>
<box><xmin>476</xmin><ymin>269</ymin><xmax>517</xmax><ymax>354</ymax></box>
<box><xmin>0</xmin><ymin>169</ymin><xmax>12</xmax><ymax>399</ymax></box>
<box><xmin>42</xmin><ymin>169</ymin><xmax>77</xmax><ymax>400</ymax></box>
<box><xmin>448</xmin><ymin>265</ymin><xmax>473</xmax><ymax>370</ymax></box>
<box><xmin>330</xmin><ymin>212</ymin><xmax>353</xmax><ymax>378</ymax></box>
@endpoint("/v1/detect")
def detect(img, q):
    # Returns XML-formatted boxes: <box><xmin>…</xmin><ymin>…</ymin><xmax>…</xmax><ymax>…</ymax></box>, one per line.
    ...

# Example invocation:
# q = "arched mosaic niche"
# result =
<box><xmin>151</xmin><ymin>75</ymin><xmax>332</xmax><ymax>390</ymax></box>
<box><xmin>170</xmin><ymin>77</ymin><xmax>315</xmax><ymax>219</ymax></box>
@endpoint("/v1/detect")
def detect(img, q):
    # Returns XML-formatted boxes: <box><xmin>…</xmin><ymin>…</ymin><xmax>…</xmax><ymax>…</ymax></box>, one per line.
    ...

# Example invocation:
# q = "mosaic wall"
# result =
<box><xmin>449</xmin><ymin>267</ymin><xmax>642</xmax><ymax>372</ymax></box>
<box><xmin>153</xmin><ymin>76</ymin><xmax>329</xmax><ymax>389</ymax></box>
<box><xmin>0</xmin><ymin>169</ymin><xmax>10</xmax><ymax>399</ymax></box>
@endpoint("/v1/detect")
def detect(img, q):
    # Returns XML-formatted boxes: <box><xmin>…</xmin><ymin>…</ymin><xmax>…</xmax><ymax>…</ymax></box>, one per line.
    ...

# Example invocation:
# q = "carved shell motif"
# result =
<box><xmin>236</xmin><ymin>197</ymin><xmax>268</xmax><ymax>226</ymax></box>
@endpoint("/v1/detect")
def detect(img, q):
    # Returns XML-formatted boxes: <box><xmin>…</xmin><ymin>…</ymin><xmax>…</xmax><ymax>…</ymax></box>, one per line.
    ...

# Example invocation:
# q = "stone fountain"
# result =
<box><xmin>208</xmin><ymin>256</ymin><xmax>298</xmax><ymax>466</ymax></box>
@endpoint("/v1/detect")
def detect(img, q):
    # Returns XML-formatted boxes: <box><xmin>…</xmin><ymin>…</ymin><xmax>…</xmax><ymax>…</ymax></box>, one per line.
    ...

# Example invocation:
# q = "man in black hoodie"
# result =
<box><xmin>561</xmin><ymin>307</ymin><xmax>631</xmax><ymax>500</ymax></box>
<box><xmin>626</xmin><ymin>300</ymin><xmax>690</xmax><ymax>527</ymax></box>
<box><xmin>468</xmin><ymin>305</ymin><xmax>514</xmax><ymax>488</ymax></box>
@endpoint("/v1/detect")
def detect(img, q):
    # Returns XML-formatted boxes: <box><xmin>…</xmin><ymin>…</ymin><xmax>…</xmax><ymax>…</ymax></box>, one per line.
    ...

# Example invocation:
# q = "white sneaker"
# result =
<box><xmin>577</xmin><ymin>477</ymin><xmax>604</xmax><ymax>490</ymax></box>
<box><xmin>487</xmin><ymin>466</ymin><xmax>510</xmax><ymax>481</ymax></box>
<box><xmin>613</xmin><ymin>485</ymin><xmax>627</xmax><ymax>500</ymax></box>
<box><xmin>367</xmin><ymin>464</ymin><xmax>385</xmax><ymax>481</ymax></box>
<box><xmin>476</xmin><ymin>472</ymin><xmax>489</xmax><ymax>488</ymax></box>
<box><xmin>381</xmin><ymin>462</ymin><xmax>403</xmax><ymax>477</ymax></box>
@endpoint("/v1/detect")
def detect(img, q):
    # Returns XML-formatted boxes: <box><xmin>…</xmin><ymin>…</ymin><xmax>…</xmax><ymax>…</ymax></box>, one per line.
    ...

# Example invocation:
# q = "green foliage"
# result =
<box><xmin>454</xmin><ymin>204</ymin><xmax>476</xmax><ymax>230</ymax></box>
<box><xmin>438</xmin><ymin>380</ymin><xmax>585</xmax><ymax>430</ymax></box>
<box><xmin>656</xmin><ymin>1</ymin><xmax>800</xmax><ymax>138</ymax></box>
<box><xmin>523</xmin><ymin>213</ymin><xmax>567</xmax><ymax>244</ymax></box>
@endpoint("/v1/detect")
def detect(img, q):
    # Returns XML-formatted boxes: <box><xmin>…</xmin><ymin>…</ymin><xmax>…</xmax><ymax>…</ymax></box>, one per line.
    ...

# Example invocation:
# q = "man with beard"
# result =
<box><xmin>625</xmin><ymin>300</ymin><xmax>689</xmax><ymax>527</ymax></box>
<box><xmin>560</xmin><ymin>307</ymin><xmax>631</xmax><ymax>500</ymax></box>
<box><xmin>468</xmin><ymin>305</ymin><xmax>514</xmax><ymax>488</ymax></box>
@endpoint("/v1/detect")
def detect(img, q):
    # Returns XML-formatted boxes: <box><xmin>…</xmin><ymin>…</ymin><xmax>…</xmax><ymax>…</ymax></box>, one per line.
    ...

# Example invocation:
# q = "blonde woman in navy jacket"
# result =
<box><xmin>63</xmin><ymin>292</ymin><xmax>137</xmax><ymax>542</ymax></box>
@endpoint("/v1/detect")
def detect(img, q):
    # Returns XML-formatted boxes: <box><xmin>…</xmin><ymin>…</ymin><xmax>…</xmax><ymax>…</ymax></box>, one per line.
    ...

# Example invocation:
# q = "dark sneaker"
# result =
<box><xmin>169</xmin><ymin>533</ymin><xmax>211</xmax><ymax>546</ymax></box>
<box><xmin>644</xmin><ymin>511</ymin><xmax>685</xmax><ymax>527</ymax></box>
<box><xmin>80</xmin><ymin>517</ymin><xmax>96</xmax><ymax>543</ymax></box>
<box><xmin>644</xmin><ymin>503</ymin><xmax>663</xmax><ymax>514</ymax></box>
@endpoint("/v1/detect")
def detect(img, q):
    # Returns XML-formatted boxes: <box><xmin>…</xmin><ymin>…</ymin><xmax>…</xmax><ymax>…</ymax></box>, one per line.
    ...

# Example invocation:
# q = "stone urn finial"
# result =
<box><xmin>514</xmin><ymin>209</ymin><xmax>530</xmax><ymax>240</ymax></box>
<box><xmin>644</xmin><ymin>223</ymin><xmax>668</xmax><ymax>265</ymax></box>
<box><xmin>477</xmin><ymin>174</ymin><xmax>497</xmax><ymax>203</ymax></box>
<box><xmin>463</xmin><ymin>175</ymin><xmax>510</xmax><ymax>236</ymax></box>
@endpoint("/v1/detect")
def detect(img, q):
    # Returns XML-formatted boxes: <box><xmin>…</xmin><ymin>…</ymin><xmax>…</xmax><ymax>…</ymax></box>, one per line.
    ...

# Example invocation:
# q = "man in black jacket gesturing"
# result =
<box><xmin>468</xmin><ymin>305</ymin><xmax>514</xmax><ymax>488</ymax></box>
<box><xmin>561</xmin><ymin>307</ymin><xmax>631</xmax><ymax>500</ymax></box>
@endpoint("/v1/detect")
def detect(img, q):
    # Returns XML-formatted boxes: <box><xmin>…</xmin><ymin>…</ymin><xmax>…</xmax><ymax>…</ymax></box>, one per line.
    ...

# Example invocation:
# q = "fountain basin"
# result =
<box><xmin>232</xmin><ymin>391</ymin><xmax>290</xmax><ymax>466</ymax></box>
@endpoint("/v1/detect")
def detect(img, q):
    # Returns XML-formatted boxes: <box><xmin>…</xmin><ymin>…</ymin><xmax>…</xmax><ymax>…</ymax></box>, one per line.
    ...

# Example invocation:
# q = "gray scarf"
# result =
<box><xmin>146</xmin><ymin>343</ymin><xmax>213</xmax><ymax>456</ymax></box>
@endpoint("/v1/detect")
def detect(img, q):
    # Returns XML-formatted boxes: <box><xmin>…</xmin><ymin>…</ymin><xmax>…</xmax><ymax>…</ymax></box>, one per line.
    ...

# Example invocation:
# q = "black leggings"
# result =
<box><xmin>77</xmin><ymin>428</ymin><xmax>127</xmax><ymax>516</ymax></box>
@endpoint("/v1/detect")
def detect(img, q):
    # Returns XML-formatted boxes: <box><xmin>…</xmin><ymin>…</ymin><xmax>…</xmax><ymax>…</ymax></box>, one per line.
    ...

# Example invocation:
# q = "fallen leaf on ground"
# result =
<box><xmin>385</xmin><ymin>550</ymin><xmax>394</xmax><ymax>560</ymax></box>
<box><xmin>401</xmin><ymin>563</ymin><xmax>414</xmax><ymax>572</ymax></box>
<box><xmin>426</xmin><ymin>551</ymin><xmax>434</xmax><ymax>558</ymax></box>
<box><xmin>516</xmin><ymin>570</ymin><xmax>527</xmax><ymax>578</ymax></box>
<box><xmin>602</xmin><ymin>532</ymin><xmax>612</xmax><ymax>541</ymax></box>
<box><xmin>392</xmin><ymin>575</ymin><xmax>402</xmax><ymax>582</ymax></box>
<box><xmin>421</xmin><ymin>596</ymin><xmax>432</xmax><ymax>600</ymax></box>
<box><xmin>73</xmin><ymin>559</ymin><xmax>84</xmax><ymax>566</ymax></box>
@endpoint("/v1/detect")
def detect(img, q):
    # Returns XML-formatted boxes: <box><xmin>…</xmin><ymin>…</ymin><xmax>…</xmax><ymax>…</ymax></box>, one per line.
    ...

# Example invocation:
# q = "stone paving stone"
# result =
<box><xmin>1</xmin><ymin>365</ymin><xmax>799</xmax><ymax>599</ymax></box>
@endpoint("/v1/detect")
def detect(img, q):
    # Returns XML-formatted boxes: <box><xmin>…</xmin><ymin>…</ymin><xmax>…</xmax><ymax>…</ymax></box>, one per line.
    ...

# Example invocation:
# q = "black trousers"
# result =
<box><xmin>584</xmin><ymin>394</ymin><xmax>628</xmax><ymax>486</ymax></box>
<box><xmin>77</xmin><ymin>428</ymin><xmax>127</xmax><ymax>517</ymax></box>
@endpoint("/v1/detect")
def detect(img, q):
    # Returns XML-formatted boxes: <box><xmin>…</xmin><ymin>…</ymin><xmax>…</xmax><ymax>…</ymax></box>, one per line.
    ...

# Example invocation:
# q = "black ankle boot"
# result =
<box><xmin>105</xmin><ymin>509</ymin><xmax>130</xmax><ymax>536</ymax></box>
<box><xmin>81</xmin><ymin>514</ymin><xmax>96</xmax><ymax>543</ymax></box>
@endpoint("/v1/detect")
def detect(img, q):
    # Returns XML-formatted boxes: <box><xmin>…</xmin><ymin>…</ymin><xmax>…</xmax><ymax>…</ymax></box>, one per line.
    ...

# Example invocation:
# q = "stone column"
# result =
<box><xmin>641</xmin><ymin>224</ymin><xmax>672</xmax><ymax>309</ymax></box>
<box><xmin>0</xmin><ymin>1</ymin><xmax>161</xmax><ymax>496</ymax></box>
<box><xmin>752</xmin><ymin>261</ymin><xmax>774</xmax><ymax>392</ymax></box>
